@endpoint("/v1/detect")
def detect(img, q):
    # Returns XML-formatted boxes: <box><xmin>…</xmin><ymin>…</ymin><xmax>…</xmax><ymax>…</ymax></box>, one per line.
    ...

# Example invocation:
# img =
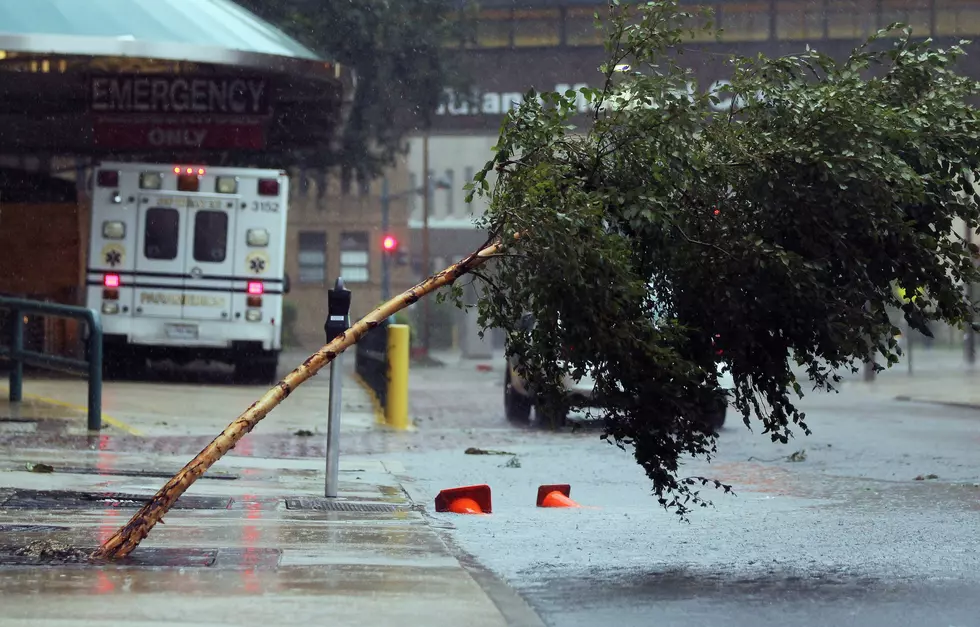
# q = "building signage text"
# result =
<box><xmin>435</xmin><ymin>80</ymin><xmax>751</xmax><ymax>117</ymax></box>
<box><xmin>90</xmin><ymin>75</ymin><xmax>271</xmax><ymax>116</ymax></box>
<box><xmin>140</xmin><ymin>292</ymin><xmax>226</xmax><ymax>307</ymax></box>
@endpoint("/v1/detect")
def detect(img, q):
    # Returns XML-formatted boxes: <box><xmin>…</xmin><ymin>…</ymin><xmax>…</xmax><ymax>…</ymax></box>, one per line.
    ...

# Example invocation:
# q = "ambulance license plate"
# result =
<box><xmin>165</xmin><ymin>323</ymin><xmax>199</xmax><ymax>340</ymax></box>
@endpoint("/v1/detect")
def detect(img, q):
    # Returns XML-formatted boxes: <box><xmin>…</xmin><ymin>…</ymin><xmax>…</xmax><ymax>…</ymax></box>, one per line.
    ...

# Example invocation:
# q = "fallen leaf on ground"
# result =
<box><xmin>294</xmin><ymin>429</ymin><xmax>314</xmax><ymax>437</ymax></box>
<box><xmin>25</xmin><ymin>462</ymin><xmax>54</xmax><ymax>473</ymax></box>
<box><xmin>465</xmin><ymin>447</ymin><xmax>515</xmax><ymax>456</ymax></box>
<box><xmin>914</xmin><ymin>473</ymin><xmax>940</xmax><ymax>481</ymax></box>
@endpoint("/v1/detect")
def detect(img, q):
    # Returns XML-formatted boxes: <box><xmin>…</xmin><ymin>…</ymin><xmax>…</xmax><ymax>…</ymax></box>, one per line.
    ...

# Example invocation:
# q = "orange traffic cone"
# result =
<box><xmin>434</xmin><ymin>484</ymin><xmax>492</xmax><ymax>514</ymax></box>
<box><xmin>536</xmin><ymin>484</ymin><xmax>581</xmax><ymax>508</ymax></box>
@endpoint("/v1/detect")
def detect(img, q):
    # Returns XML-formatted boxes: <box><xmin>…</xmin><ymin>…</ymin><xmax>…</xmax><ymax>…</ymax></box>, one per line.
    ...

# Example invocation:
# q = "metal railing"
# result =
<box><xmin>0</xmin><ymin>297</ymin><xmax>103</xmax><ymax>430</ymax></box>
<box><xmin>355</xmin><ymin>317</ymin><xmax>389</xmax><ymax>410</ymax></box>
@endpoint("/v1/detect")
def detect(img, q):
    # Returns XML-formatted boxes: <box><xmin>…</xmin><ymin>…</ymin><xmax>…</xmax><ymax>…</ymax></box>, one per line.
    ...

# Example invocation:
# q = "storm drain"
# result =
<box><xmin>284</xmin><ymin>496</ymin><xmax>410</xmax><ymax>513</ymax></box>
<box><xmin>0</xmin><ymin>489</ymin><xmax>233</xmax><ymax>510</ymax></box>
<box><xmin>53</xmin><ymin>467</ymin><xmax>239</xmax><ymax>481</ymax></box>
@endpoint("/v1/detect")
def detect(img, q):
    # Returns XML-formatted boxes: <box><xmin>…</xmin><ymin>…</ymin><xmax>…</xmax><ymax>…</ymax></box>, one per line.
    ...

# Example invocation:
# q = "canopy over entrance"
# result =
<box><xmin>0</xmin><ymin>0</ymin><xmax>353</xmax><ymax>167</ymax></box>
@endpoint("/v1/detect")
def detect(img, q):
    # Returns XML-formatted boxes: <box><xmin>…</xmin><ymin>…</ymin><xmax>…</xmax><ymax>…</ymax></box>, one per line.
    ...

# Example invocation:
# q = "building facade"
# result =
<box><xmin>401</xmin><ymin>0</ymin><xmax>980</xmax><ymax>266</ymax></box>
<box><xmin>284</xmin><ymin>165</ymin><xmax>416</xmax><ymax>348</ymax></box>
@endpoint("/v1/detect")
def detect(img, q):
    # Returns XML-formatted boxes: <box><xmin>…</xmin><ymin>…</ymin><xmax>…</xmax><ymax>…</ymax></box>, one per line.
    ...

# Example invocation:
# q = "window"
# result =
<box><xmin>192</xmin><ymin>211</ymin><xmax>228</xmax><ymax>263</ymax></box>
<box><xmin>513</xmin><ymin>9</ymin><xmax>560</xmax><ymax>47</ymax></box>
<box><xmin>718</xmin><ymin>3</ymin><xmax>771</xmax><ymax>41</ymax></box>
<box><xmin>340</xmin><ymin>231</ymin><xmax>370</xmax><ymax>283</ymax></box>
<box><xmin>565</xmin><ymin>7</ymin><xmax>606</xmax><ymax>46</ymax></box>
<box><xmin>444</xmin><ymin>169</ymin><xmax>455</xmax><ymax>217</ymax></box>
<box><xmin>828</xmin><ymin>0</ymin><xmax>876</xmax><ymax>38</ymax></box>
<box><xmin>776</xmin><ymin>2</ymin><xmax>825</xmax><ymax>40</ymax></box>
<box><xmin>144</xmin><ymin>208</ymin><xmax>179</xmax><ymax>260</ymax></box>
<box><xmin>935</xmin><ymin>0</ymin><xmax>980</xmax><ymax>35</ymax></box>
<box><xmin>297</xmin><ymin>231</ymin><xmax>326</xmax><ymax>285</ymax></box>
<box><xmin>474</xmin><ymin>9</ymin><xmax>511</xmax><ymax>48</ymax></box>
<box><xmin>880</xmin><ymin>0</ymin><xmax>930</xmax><ymax>35</ymax></box>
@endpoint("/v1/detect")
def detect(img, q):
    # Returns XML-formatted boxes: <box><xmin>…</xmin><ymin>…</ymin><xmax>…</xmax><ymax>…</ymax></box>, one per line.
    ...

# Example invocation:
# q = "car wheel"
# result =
<box><xmin>504</xmin><ymin>369</ymin><xmax>532</xmax><ymax>424</ymax></box>
<box><xmin>535</xmin><ymin>401</ymin><xmax>568</xmax><ymax>430</ymax></box>
<box><xmin>103</xmin><ymin>349</ymin><xmax>144</xmax><ymax>381</ymax></box>
<box><xmin>700</xmin><ymin>402</ymin><xmax>727</xmax><ymax>433</ymax></box>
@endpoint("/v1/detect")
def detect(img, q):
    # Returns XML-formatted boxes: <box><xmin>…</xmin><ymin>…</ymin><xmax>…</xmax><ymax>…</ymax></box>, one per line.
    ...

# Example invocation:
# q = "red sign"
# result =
<box><xmin>92</xmin><ymin>116</ymin><xmax>267</xmax><ymax>150</ymax></box>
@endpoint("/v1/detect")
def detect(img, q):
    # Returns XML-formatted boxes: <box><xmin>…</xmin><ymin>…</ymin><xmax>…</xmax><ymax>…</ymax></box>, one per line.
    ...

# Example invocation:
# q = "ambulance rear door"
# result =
<box><xmin>181</xmin><ymin>195</ymin><xmax>236</xmax><ymax>323</ymax></box>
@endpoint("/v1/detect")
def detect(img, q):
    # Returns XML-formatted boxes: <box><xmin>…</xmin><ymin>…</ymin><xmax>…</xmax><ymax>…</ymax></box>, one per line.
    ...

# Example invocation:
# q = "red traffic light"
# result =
<box><xmin>382</xmin><ymin>235</ymin><xmax>398</xmax><ymax>252</ymax></box>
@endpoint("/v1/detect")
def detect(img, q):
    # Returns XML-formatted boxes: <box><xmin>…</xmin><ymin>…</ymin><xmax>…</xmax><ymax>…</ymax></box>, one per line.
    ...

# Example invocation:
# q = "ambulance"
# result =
<box><xmin>85</xmin><ymin>161</ymin><xmax>291</xmax><ymax>383</ymax></box>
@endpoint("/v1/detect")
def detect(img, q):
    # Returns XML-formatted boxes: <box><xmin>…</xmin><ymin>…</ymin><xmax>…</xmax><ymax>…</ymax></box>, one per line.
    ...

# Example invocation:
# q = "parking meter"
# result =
<box><xmin>325</xmin><ymin>278</ymin><xmax>351</xmax><ymax>343</ymax></box>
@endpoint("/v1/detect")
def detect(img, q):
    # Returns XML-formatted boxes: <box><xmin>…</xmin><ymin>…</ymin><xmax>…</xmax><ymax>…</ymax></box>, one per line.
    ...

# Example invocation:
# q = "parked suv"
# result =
<box><xmin>503</xmin><ymin>314</ymin><xmax>733</xmax><ymax>429</ymax></box>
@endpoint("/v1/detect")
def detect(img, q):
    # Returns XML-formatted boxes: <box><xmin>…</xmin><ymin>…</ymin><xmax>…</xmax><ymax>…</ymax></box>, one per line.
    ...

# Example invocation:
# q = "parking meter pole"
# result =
<box><xmin>324</xmin><ymin>277</ymin><xmax>352</xmax><ymax>498</ymax></box>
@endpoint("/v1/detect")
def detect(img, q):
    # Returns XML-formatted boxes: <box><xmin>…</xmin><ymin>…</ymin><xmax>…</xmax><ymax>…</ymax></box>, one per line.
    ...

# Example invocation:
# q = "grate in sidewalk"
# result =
<box><xmin>0</xmin><ymin>545</ymin><xmax>218</xmax><ymax>567</ymax></box>
<box><xmin>0</xmin><ymin>545</ymin><xmax>282</xmax><ymax>568</ymax></box>
<box><xmin>53</xmin><ymin>466</ymin><xmax>239</xmax><ymax>481</ymax></box>
<box><xmin>284</xmin><ymin>496</ymin><xmax>410</xmax><ymax>513</ymax></box>
<box><xmin>0</xmin><ymin>489</ymin><xmax>233</xmax><ymax>510</ymax></box>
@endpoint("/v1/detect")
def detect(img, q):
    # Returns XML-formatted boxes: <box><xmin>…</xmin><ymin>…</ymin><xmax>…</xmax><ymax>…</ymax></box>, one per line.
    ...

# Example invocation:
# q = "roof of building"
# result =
<box><xmin>0</xmin><ymin>0</ymin><xmax>328</xmax><ymax>72</ymax></box>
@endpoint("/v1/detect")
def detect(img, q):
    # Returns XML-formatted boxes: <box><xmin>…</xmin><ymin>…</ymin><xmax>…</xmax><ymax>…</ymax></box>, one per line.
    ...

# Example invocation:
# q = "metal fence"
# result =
<box><xmin>355</xmin><ymin>318</ymin><xmax>389</xmax><ymax>409</ymax></box>
<box><xmin>0</xmin><ymin>296</ymin><xmax>103</xmax><ymax>430</ymax></box>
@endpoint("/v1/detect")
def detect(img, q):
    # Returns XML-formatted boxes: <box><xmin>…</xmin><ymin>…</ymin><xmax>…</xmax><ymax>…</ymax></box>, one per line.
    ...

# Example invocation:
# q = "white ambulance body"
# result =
<box><xmin>86</xmin><ymin>161</ymin><xmax>290</xmax><ymax>383</ymax></box>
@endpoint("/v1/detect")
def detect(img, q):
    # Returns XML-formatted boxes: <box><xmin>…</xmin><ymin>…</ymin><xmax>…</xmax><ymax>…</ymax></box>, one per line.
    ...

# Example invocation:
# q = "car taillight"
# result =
<box><xmin>257</xmin><ymin>179</ymin><xmax>280</xmax><ymax>196</ymax></box>
<box><xmin>247</xmin><ymin>281</ymin><xmax>264</xmax><ymax>295</ymax></box>
<box><xmin>97</xmin><ymin>170</ymin><xmax>119</xmax><ymax>187</ymax></box>
<box><xmin>104</xmin><ymin>274</ymin><xmax>120</xmax><ymax>288</ymax></box>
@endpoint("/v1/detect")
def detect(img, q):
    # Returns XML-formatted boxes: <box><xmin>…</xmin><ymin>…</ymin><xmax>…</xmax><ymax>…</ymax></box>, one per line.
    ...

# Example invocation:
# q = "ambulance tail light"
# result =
<box><xmin>103</xmin><ymin>273</ymin><xmax>120</xmax><ymax>302</ymax></box>
<box><xmin>257</xmin><ymin>179</ymin><xmax>280</xmax><ymax>196</ymax></box>
<box><xmin>247</xmin><ymin>281</ymin><xmax>264</xmax><ymax>295</ymax></box>
<box><xmin>177</xmin><ymin>173</ymin><xmax>200</xmax><ymax>192</ymax></box>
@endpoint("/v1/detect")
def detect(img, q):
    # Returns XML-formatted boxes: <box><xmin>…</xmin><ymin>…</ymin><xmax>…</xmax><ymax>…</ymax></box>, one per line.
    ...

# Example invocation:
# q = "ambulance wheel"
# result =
<box><xmin>103</xmin><ymin>350</ymin><xmax>145</xmax><ymax>381</ymax></box>
<box><xmin>234</xmin><ymin>353</ymin><xmax>279</xmax><ymax>385</ymax></box>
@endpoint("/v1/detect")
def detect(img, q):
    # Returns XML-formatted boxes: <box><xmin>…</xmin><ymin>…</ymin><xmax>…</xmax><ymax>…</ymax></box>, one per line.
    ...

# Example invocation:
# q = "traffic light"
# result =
<box><xmin>382</xmin><ymin>234</ymin><xmax>398</xmax><ymax>253</ymax></box>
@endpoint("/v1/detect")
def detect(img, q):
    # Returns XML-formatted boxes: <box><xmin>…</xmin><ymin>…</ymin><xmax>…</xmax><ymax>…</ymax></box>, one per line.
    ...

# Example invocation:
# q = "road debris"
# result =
<box><xmin>465</xmin><ymin>447</ymin><xmax>516</xmax><ymax>456</ymax></box>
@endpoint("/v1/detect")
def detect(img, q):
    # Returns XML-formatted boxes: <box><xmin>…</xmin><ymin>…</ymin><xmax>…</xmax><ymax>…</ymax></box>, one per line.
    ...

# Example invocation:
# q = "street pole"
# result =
<box><xmin>324</xmin><ymin>277</ymin><xmax>351</xmax><ymax>498</ymax></box>
<box><xmin>421</xmin><ymin>131</ymin><xmax>432</xmax><ymax>356</ymax></box>
<box><xmin>381</xmin><ymin>176</ymin><xmax>391</xmax><ymax>302</ymax></box>
<box><xmin>965</xmin><ymin>221</ymin><xmax>976</xmax><ymax>365</ymax></box>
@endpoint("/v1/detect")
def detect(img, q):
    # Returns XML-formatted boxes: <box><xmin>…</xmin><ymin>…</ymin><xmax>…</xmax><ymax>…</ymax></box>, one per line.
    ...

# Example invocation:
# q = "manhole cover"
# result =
<box><xmin>284</xmin><ymin>496</ymin><xmax>409</xmax><ymax>513</ymax></box>
<box><xmin>54</xmin><ymin>467</ymin><xmax>239</xmax><ymax>481</ymax></box>
<box><xmin>0</xmin><ymin>489</ymin><xmax>233</xmax><ymax>510</ymax></box>
<box><xmin>0</xmin><ymin>525</ymin><xmax>70</xmax><ymax>533</ymax></box>
<box><xmin>0</xmin><ymin>545</ymin><xmax>218</xmax><ymax>567</ymax></box>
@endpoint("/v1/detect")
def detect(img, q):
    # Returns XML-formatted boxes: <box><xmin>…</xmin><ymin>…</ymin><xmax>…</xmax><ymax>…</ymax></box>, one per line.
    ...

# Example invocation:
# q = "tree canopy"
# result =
<box><xmin>465</xmin><ymin>0</ymin><xmax>980</xmax><ymax>516</ymax></box>
<box><xmin>236</xmin><ymin>0</ymin><xmax>471</xmax><ymax>188</ymax></box>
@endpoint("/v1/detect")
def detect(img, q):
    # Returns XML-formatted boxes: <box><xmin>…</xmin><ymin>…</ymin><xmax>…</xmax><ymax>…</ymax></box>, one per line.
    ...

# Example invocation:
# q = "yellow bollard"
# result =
<box><xmin>386</xmin><ymin>324</ymin><xmax>410</xmax><ymax>430</ymax></box>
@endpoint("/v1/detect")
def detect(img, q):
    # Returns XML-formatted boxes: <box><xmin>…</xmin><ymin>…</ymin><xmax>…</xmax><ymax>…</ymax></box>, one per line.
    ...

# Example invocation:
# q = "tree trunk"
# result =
<box><xmin>91</xmin><ymin>236</ymin><xmax>505</xmax><ymax>560</ymax></box>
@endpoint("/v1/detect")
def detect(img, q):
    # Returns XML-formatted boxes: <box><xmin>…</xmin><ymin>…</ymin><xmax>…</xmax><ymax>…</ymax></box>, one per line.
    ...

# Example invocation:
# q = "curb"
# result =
<box><xmin>350</xmin><ymin>372</ymin><xmax>386</xmax><ymax>426</ymax></box>
<box><xmin>420</xmin><ymin>511</ymin><xmax>548</xmax><ymax>627</ymax></box>
<box><xmin>895</xmin><ymin>395</ymin><xmax>980</xmax><ymax>411</ymax></box>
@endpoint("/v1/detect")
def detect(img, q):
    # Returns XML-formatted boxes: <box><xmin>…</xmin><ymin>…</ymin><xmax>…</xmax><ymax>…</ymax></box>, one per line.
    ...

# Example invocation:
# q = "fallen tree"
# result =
<box><xmin>91</xmin><ymin>238</ymin><xmax>506</xmax><ymax>559</ymax></box>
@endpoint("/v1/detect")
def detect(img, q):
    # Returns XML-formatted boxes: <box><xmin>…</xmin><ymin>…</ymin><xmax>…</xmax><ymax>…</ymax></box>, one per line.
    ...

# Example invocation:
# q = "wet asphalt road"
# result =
<box><xmin>391</xmin><ymin>361</ymin><xmax>980</xmax><ymax>627</ymax></box>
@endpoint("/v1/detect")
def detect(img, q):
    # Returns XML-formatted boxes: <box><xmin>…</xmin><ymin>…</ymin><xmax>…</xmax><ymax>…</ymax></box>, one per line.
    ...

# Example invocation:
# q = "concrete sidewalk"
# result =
<box><xmin>0</xmin><ymin>367</ymin><xmax>542</xmax><ymax>627</ymax></box>
<box><xmin>839</xmin><ymin>347</ymin><xmax>980</xmax><ymax>409</ymax></box>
